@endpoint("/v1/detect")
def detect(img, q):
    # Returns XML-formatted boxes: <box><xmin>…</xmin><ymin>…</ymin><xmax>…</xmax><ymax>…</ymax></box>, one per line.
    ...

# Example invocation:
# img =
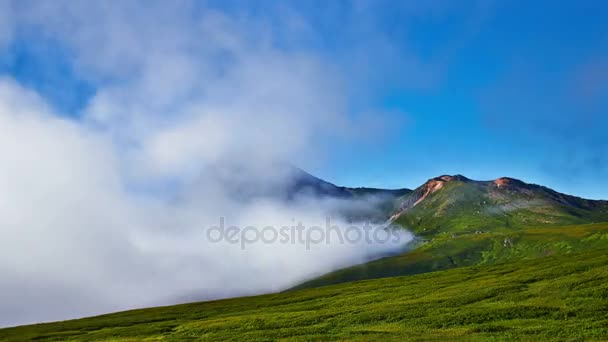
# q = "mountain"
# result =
<box><xmin>293</xmin><ymin>175</ymin><xmax>608</xmax><ymax>289</ymax></box>
<box><xmin>3</xmin><ymin>172</ymin><xmax>608</xmax><ymax>340</ymax></box>
<box><xmin>391</xmin><ymin>175</ymin><xmax>608</xmax><ymax>235</ymax></box>
<box><xmin>203</xmin><ymin>162</ymin><xmax>411</xmax><ymax>202</ymax></box>
<box><xmin>196</xmin><ymin>162</ymin><xmax>410</xmax><ymax>223</ymax></box>
<box><xmin>287</xmin><ymin>167</ymin><xmax>411</xmax><ymax>200</ymax></box>
<box><xmin>282</xmin><ymin>167</ymin><xmax>412</xmax><ymax>221</ymax></box>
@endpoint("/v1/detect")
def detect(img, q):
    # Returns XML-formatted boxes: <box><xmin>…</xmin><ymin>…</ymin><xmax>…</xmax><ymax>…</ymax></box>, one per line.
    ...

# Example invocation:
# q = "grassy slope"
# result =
<box><xmin>2</xmin><ymin>248</ymin><xmax>608</xmax><ymax>341</ymax></box>
<box><xmin>293</xmin><ymin>177</ymin><xmax>608</xmax><ymax>289</ymax></box>
<box><xmin>293</xmin><ymin>222</ymin><xmax>608</xmax><ymax>289</ymax></box>
<box><xmin>394</xmin><ymin>180</ymin><xmax>608</xmax><ymax>236</ymax></box>
<box><xmin>3</xmin><ymin>178</ymin><xmax>607</xmax><ymax>340</ymax></box>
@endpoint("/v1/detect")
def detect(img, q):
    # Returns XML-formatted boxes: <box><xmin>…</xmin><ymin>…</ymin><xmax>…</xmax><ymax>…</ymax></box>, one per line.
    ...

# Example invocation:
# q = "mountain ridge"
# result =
<box><xmin>292</xmin><ymin>173</ymin><xmax>608</xmax><ymax>290</ymax></box>
<box><xmin>390</xmin><ymin>174</ymin><xmax>608</xmax><ymax>233</ymax></box>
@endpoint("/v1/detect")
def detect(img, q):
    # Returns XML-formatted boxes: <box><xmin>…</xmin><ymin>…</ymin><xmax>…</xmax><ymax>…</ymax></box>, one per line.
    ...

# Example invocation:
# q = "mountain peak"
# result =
<box><xmin>493</xmin><ymin>177</ymin><xmax>528</xmax><ymax>189</ymax></box>
<box><xmin>390</xmin><ymin>175</ymin><xmax>472</xmax><ymax>219</ymax></box>
<box><xmin>389</xmin><ymin>174</ymin><xmax>608</xmax><ymax>231</ymax></box>
<box><xmin>433</xmin><ymin>174</ymin><xmax>471</xmax><ymax>183</ymax></box>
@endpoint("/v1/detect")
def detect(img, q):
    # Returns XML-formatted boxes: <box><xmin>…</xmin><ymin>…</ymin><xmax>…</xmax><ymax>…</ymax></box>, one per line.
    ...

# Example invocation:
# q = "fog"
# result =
<box><xmin>0</xmin><ymin>2</ymin><xmax>412</xmax><ymax>327</ymax></box>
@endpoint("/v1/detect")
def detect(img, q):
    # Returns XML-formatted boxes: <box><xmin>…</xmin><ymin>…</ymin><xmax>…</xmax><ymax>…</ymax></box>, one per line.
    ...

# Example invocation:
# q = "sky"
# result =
<box><xmin>1</xmin><ymin>0</ymin><xmax>607</xmax><ymax>198</ymax></box>
<box><xmin>0</xmin><ymin>0</ymin><xmax>607</xmax><ymax>327</ymax></box>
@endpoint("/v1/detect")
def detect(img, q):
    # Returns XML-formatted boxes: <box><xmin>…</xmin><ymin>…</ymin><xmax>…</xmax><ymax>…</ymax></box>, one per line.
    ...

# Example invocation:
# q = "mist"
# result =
<box><xmin>0</xmin><ymin>1</ymin><xmax>413</xmax><ymax>327</ymax></box>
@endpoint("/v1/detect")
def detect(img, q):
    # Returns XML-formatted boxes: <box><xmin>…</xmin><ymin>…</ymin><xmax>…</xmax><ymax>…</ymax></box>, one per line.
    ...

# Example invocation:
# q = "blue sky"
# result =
<box><xmin>0</xmin><ymin>1</ymin><xmax>608</xmax><ymax>327</ymax></box>
<box><xmin>1</xmin><ymin>0</ymin><xmax>607</xmax><ymax>199</ymax></box>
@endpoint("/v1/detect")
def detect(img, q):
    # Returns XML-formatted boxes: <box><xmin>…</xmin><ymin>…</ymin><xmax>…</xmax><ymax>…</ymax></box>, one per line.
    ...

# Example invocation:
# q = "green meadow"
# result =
<box><xmin>3</xmin><ymin>177</ymin><xmax>608</xmax><ymax>341</ymax></box>
<box><xmin>2</xmin><ymin>241</ymin><xmax>608</xmax><ymax>341</ymax></box>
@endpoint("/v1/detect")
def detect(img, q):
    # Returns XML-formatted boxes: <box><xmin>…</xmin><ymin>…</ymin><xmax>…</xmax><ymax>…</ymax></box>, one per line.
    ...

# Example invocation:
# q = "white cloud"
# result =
<box><xmin>0</xmin><ymin>79</ymin><xmax>412</xmax><ymax>327</ymax></box>
<box><xmin>0</xmin><ymin>2</ymin><xmax>413</xmax><ymax>327</ymax></box>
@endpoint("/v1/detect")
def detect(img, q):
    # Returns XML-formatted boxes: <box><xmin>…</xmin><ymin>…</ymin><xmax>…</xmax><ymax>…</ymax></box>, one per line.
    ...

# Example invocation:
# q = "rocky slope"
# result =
<box><xmin>293</xmin><ymin>174</ymin><xmax>608</xmax><ymax>289</ymax></box>
<box><xmin>390</xmin><ymin>175</ymin><xmax>608</xmax><ymax>236</ymax></box>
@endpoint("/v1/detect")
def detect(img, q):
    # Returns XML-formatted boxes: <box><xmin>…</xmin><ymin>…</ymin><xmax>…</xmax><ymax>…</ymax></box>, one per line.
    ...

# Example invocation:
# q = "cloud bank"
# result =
<box><xmin>0</xmin><ymin>1</ymin><xmax>413</xmax><ymax>327</ymax></box>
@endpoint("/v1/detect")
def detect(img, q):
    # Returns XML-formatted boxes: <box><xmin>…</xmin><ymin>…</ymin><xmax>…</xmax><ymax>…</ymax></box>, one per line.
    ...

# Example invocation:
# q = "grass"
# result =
<box><xmin>2</xmin><ymin>247</ymin><xmax>608</xmax><ymax>341</ymax></box>
<box><xmin>294</xmin><ymin>222</ymin><xmax>608</xmax><ymax>289</ymax></box>
<box><xmin>393</xmin><ymin>180</ymin><xmax>608</xmax><ymax>236</ymax></box>
<box><xmin>4</xmin><ymin>179</ymin><xmax>607</xmax><ymax>340</ymax></box>
<box><xmin>294</xmin><ymin>177</ymin><xmax>608</xmax><ymax>290</ymax></box>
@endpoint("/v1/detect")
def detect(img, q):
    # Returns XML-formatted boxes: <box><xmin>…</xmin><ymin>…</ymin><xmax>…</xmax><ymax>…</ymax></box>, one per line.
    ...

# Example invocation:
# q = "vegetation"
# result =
<box><xmin>294</xmin><ymin>222</ymin><xmax>608</xmax><ymax>289</ymax></box>
<box><xmin>295</xmin><ymin>177</ymin><xmax>608</xmax><ymax>289</ymax></box>
<box><xmin>2</xmin><ymin>247</ymin><xmax>608</xmax><ymax>341</ymax></box>
<box><xmin>393</xmin><ymin>178</ymin><xmax>608</xmax><ymax>236</ymax></box>
<box><xmin>3</xmin><ymin>176</ymin><xmax>607</xmax><ymax>340</ymax></box>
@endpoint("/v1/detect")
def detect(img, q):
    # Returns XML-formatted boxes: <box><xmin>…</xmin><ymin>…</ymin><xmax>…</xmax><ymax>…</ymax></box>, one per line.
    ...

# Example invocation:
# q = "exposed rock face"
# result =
<box><xmin>390</xmin><ymin>175</ymin><xmax>470</xmax><ymax>221</ymax></box>
<box><xmin>438</xmin><ymin>175</ymin><xmax>471</xmax><ymax>183</ymax></box>
<box><xmin>493</xmin><ymin>177</ymin><xmax>529</xmax><ymax>190</ymax></box>
<box><xmin>413</xmin><ymin>179</ymin><xmax>445</xmax><ymax>207</ymax></box>
<box><xmin>388</xmin><ymin>173</ymin><xmax>608</xmax><ymax>228</ymax></box>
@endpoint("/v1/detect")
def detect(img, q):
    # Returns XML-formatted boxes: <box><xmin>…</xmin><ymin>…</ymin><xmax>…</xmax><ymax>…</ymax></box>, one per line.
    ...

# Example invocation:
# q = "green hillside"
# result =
<box><xmin>294</xmin><ymin>222</ymin><xmax>608</xmax><ymax>289</ymax></box>
<box><xmin>392</xmin><ymin>176</ymin><xmax>608</xmax><ymax>236</ymax></box>
<box><xmin>2</xmin><ymin>248</ymin><xmax>608</xmax><ymax>341</ymax></box>
<box><xmin>295</xmin><ymin>176</ymin><xmax>608</xmax><ymax>289</ymax></box>
<box><xmin>3</xmin><ymin>175</ymin><xmax>607</xmax><ymax>341</ymax></box>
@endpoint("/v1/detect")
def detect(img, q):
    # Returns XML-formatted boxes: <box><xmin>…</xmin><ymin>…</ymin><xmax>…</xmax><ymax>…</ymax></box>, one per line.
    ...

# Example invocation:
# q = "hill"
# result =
<box><xmin>292</xmin><ymin>222</ymin><xmax>608</xmax><ymax>289</ymax></box>
<box><xmin>203</xmin><ymin>162</ymin><xmax>411</xmax><ymax>202</ymax></box>
<box><xmin>2</xmin><ymin>173</ymin><xmax>608</xmax><ymax>340</ymax></box>
<box><xmin>289</xmin><ymin>167</ymin><xmax>411</xmax><ymax>200</ymax></box>
<box><xmin>391</xmin><ymin>175</ymin><xmax>608</xmax><ymax>235</ymax></box>
<box><xmin>294</xmin><ymin>175</ymin><xmax>608</xmax><ymax>289</ymax></box>
<box><xmin>2</xmin><ymin>247</ymin><xmax>608</xmax><ymax>341</ymax></box>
